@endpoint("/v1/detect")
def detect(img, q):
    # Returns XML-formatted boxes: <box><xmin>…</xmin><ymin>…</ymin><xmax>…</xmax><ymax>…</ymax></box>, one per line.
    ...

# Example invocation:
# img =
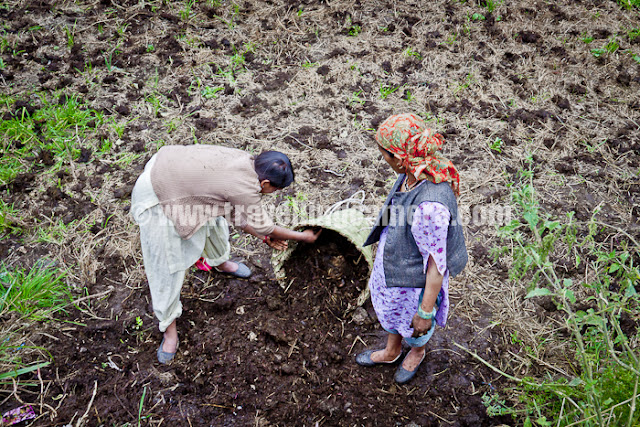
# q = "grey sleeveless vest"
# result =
<box><xmin>363</xmin><ymin>174</ymin><xmax>468</xmax><ymax>288</ymax></box>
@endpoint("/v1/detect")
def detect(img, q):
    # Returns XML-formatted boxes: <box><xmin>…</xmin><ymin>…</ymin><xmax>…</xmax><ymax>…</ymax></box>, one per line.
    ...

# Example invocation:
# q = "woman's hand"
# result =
<box><xmin>301</xmin><ymin>228</ymin><xmax>322</xmax><ymax>243</ymax></box>
<box><xmin>410</xmin><ymin>314</ymin><xmax>432</xmax><ymax>339</ymax></box>
<box><xmin>264</xmin><ymin>236</ymin><xmax>288</xmax><ymax>251</ymax></box>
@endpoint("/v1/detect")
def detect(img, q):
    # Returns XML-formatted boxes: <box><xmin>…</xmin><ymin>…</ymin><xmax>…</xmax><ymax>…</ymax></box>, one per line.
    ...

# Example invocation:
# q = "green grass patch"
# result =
<box><xmin>379</xmin><ymin>84</ymin><xmax>399</xmax><ymax>100</ymax></box>
<box><xmin>580</xmin><ymin>32</ymin><xmax>594</xmax><ymax>44</ymax></box>
<box><xmin>617</xmin><ymin>0</ymin><xmax>640</xmax><ymax>9</ymax></box>
<box><xmin>0</xmin><ymin>264</ymin><xmax>72</xmax><ymax>320</ymax></box>
<box><xmin>0</xmin><ymin>93</ymin><xmax>104</xmax><ymax>183</ymax></box>
<box><xmin>0</xmin><ymin>200</ymin><xmax>21</xmax><ymax>237</ymax></box>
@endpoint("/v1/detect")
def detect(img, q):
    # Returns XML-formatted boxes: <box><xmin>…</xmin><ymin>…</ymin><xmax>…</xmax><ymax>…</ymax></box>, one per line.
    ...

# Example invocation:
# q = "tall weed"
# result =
<box><xmin>491</xmin><ymin>164</ymin><xmax>640</xmax><ymax>426</ymax></box>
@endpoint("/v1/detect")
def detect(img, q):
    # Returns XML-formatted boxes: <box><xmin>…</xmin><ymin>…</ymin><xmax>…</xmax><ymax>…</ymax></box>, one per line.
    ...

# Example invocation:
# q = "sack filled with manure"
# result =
<box><xmin>271</xmin><ymin>208</ymin><xmax>374</xmax><ymax>306</ymax></box>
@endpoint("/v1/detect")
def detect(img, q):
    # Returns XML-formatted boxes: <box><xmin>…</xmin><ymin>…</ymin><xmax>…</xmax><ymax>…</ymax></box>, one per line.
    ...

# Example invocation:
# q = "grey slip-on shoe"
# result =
<box><xmin>215</xmin><ymin>262</ymin><xmax>252</xmax><ymax>279</ymax></box>
<box><xmin>355</xmin><ymin>349</ymin><xmax>402</xmax><ymax>367</ymax></box>
<box><xmin>157</xmin><ymin>338</ymin><xmax>178</xmax><ymax>364</ymax></box>
<box><xmin>394</xmin><ymin>351</ymin><xmax>426</xmax><ymax>384</ymax></box>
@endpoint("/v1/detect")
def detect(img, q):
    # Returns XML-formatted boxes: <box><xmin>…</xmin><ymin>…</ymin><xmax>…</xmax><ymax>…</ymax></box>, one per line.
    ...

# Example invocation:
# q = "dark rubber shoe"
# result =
<box><xmin>215</xmin><ymin>262</ymin><xmax>252</xmax><ymax>279</ymax></box>
<box><xmin>355</xmin><ymin>349</ymin><xmax>402</xmax><ymax>367</ymax></box>
<box><xmin>157</xmin><ymin>338</ymin><xmax>178</xmax><ymax>364</ymax></box>
<box><xmin>394</xmin><ymin>351</ymin><xmax>426</xmax><ymax>384</ymax></box>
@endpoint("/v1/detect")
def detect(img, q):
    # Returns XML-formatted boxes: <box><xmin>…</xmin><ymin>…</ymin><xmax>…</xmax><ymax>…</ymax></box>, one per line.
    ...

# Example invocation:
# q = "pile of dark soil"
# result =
<box><xmin>283</xmin><ymin>229</ymin><xmax>370</xmax><ymax>310</ymax></box>
<box><xmin>28</xmin><ymin>231</ymin><xmax>507</xmax><ymax>426</ymax></box>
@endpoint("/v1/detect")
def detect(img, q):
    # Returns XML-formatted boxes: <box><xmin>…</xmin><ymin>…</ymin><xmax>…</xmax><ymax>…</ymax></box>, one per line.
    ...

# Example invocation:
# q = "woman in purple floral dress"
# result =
<box><xmin>356</xmin><ymin>113</ymin><xmax>467</xmax><ymax>384</ymax></box>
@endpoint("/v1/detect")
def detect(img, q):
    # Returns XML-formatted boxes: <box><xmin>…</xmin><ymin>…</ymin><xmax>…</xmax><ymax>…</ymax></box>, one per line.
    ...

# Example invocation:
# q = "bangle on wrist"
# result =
<box><xmin>262</xmin><ymin>236</ymin><xmax>269</xmax><ymax>244</ymax></box>
<box><xmin>416</xmin><ymin>306</ymin><xmax>437</xmax><ymax>320</ymax></box>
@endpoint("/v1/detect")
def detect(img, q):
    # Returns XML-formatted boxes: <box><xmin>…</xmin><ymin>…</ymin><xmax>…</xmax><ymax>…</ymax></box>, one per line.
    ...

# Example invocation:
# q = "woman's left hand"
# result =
<box><xmin>410</xmin><ymin>314</ymin><xmax>432</xmax><ymax>338</ymax></box>
<box><xmin>265</xmin><ymin>236</ymin><xmax>288</xmax><ymax>251</ymax></box>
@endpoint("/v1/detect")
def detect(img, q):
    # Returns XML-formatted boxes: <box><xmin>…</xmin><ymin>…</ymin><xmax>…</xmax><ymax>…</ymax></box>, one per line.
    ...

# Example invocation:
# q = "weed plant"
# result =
<box><xmin>0</xmin><ymin>200</ymin><xmax>21</xmax><ymax>236</ymax></box>
<box><xmin>0</xmin><ymin>264</ymin><xmax>66</xmax><ymax>387</ymax></box>
<box><xmin>212</xmin><ymin>43</ymin><xmax>254</xmax><ymax>87</ymax></box>
<box><xmin>0</xmin><ymin>264</ymin><xmax>71</xmax><ymax>320</ymax></box>
<box><xmin>379</xmin><ymin>84</ymin><xmax>399</xmax><ymax>100</ymax></box>
<box><xmin>0</xmin><ymin>93</ymin><xmax>104</xmax><ymax>182</ymax></box>
<box><xmin>488</xmin><ymin>137</ymin><xmax>504</xmax><ymax>153</ymax></box>
<box><xmin>212</xmin><ymin>2</ymin><xmax>239</xmax><ymax>29</ymax></box>
<box><xmin>617</xmin><ymin>0</ymin><xmax>640</xmax><ymax>10</ymax></box>
<box><xmin>490</xmin><ymin>161</ymin><xmax>640</xmax><ymax>426</ymax></box>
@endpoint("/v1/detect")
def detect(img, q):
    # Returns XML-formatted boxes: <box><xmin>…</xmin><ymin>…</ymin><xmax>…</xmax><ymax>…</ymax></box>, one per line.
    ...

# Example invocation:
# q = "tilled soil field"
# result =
<box><xmin>0</xmin><ymin>0</ymin><xmax>639</xmax><ymax>425</ymax></box>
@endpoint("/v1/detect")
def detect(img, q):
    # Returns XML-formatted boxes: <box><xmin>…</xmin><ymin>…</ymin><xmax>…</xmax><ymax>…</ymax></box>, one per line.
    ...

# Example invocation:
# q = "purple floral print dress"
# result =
<box><xmin>369</xmin><ymin>201</ymin><xmax>450</xmax><ymax>345</ymax></box>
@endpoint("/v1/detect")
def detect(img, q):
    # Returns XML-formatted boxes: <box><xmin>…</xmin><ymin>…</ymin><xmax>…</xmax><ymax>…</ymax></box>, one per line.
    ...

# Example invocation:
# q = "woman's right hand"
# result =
<box><xmin>301</xmin><ymin>228</ymin><xmax>322</xmax><ymax>243</ymax></box>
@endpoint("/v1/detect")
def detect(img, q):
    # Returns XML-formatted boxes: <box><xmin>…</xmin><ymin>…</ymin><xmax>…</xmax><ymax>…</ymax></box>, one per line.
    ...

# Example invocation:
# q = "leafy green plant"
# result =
<box><xmin>483</xmin><ymin>0</ymin><xmax>500</xmax><ymax>13</ymax></box>
<box><xmin>138</xmin><ymin>385</ymin><xmax>147</xmax><ymax>426</ymax></box>
<box><xmin>129</xmin><ymin>315</ymin><xmax>147</xmax><ymax>343</ymax></box>
<box><xmin>213</xmin><ymin>43</ymin><xmax>254</xmax><ymax>86</ymax></box>
<box><xmin>113</xmin><ymin>152</ymin><xmax>142</xmax><ymax>166</ymax></box>
<box><xmin>379</xmin><ymin>84</ymin><xmax>399</xmax><ymax>100</ymax></box>
<box><xmin>489</xmin><ymin>161</ymin><xmax>640</xmax><ymax>426</ymax></box>
<box><xmin>63</xmin><ymin>21</ymin><xmax>76</xmax><ymax>49</ymax></box>
<box><xmin>471</xmin><ymin>13</ymin><xmax>486</xmax><ymax>21</ymax></box>
<box><xmin>403</xmin><ymin>89</ymin><xmax>415</xmax><ymax>102</ymax></box>
<box><xmin>0</xmin><ymin>148</ymin><xmax>23</xmax><ymax>187</ymax></box>
<box><xmin>108</xmin><ymin>116</ymin><xmax>135</xmax><ymax>140</ymax></box>
<box><xmin>592</xmin><ymin>38</ymin><xmax>621</xmax><ymax>57</ymax></box>
<box><xmin>617</xmin><ymin>0</ymin><xmax>640</xmax><ymax>10</ymax></box>
<box><xmin>285</xmin><ymin>192</ymin><xmax>309</xmax><ymax>220</ymax></box>
<box><xmin>34</xmin><ymin>218</ymin><xmax>78</xmax><ymax>244</ymax></box>
<box><xmin>348</xmin><ymin>90</ymin><xmax>365</xmax><ymax>107</ymax></box>
<box><xmin>452</xmin><ymin>73</ymin><xmax>476</xmax><ymax>96</ymax></box>
<box><xmin>348</xmin><ymin>24</ymin><xmax>361</xmax><ymax>36</ymax></box>
<box><xmin>116</xmin><ymin>23</ymin><xmax>128</xmax><ymax>37</ymax></box>
<box><xmin>0</xmin><ymin>93</ymin><xmax>104</xmax><ymax>181</ymax></box>
<box><xmin>0</xmin><ymin>361</ymin><xmax>51</xmax><ymax>387</ymax></box>
<box><xmin>145</xmin><ymin>92</ymin><xmax>165</xmax><ymax>117</ymax></box>
<box><xmin>605</xmin><ymin>39</ymin><xmax>620</xmax><ymax>53</ymax></box>
<box><xmin>179</xmin><ymin>0</ymin><xmax>195</xmax><ymax>21</ymax></box>
<box><xmin>580</xmin><ymin>32</ymin><xmax>594</xmax><ymax>44</ymax></box>
<box><xmin>99</xmin><ymin>138</ymin><xmax>112</xmax><ymax>153</ymax></box>
<box><xmin>403</xmin><ymin>47</ymin><xmax>422</xmax><ymax>60</ymax></box>
<box><xmin>482</xmin><ymin>393</ymin><xmax>518</xmax><ymax>417</ymax></box>
<box><xmin>201</xmin><ymin>86</ymin><xmax>224</xmax><ymax>99</ymax></box>
<box><xmin>488</xmin><ymin>137</ymin><xmax>504</xmax><ymax>153</ymax></box>
<box><xmin>580</xmin><ymin>139</ymin><xmax>606</xmax><ymax>153</ymax></box>
<box><xmin>0</xmin><ymin>264</ymin><xmax>71</xmax><ymax>320</ymax></box>
<box><xmin>0</xmin><ymin>201</ymin><xmax>21</xmax><ymax>236</ymax></box>
<box><xmin>164</xmin><ymin>118</ymin><xmax>179</xmax><ymax>133</ymax></box>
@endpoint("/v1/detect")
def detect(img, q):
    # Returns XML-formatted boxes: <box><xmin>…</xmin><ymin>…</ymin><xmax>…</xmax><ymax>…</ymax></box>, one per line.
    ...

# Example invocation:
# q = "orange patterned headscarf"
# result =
<box><xmin>375</xmin><ymin>113</ymin><xmax>460</xmax><ymax>196</ymax></box>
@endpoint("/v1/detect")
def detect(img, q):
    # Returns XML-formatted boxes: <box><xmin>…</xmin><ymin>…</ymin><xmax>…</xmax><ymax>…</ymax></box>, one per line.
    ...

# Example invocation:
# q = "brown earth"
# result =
<box><xmin>1</xmin><ymin>0</ymin><xmax>639</xmax><ymax>425</ymax></box>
